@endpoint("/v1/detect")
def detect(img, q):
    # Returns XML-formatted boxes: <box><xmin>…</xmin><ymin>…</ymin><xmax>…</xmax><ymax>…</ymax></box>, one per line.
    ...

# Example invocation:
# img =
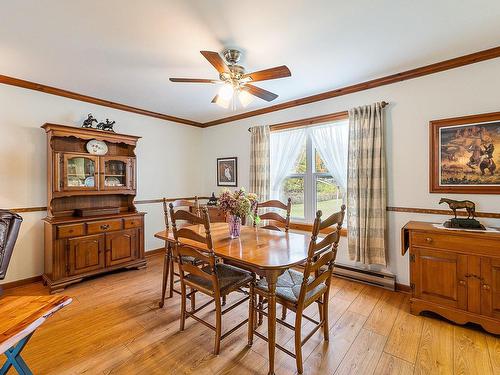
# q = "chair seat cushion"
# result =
<box><xmin>256</xmin><ymin>268</ymin><xmax>327</xmax><ymax>304</ymax></box>
<box><xmin>185</xmin><ymin>263</ymin><xmax>253</xmax><ymax>294</ymax></box>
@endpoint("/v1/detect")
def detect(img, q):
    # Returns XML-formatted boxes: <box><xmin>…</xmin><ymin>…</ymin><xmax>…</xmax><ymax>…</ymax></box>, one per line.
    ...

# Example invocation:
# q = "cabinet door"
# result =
<box><xmin>100</xmin><ymin>157</ymin><xmax>135</xmax><ymax>191</ymax></box>
<box><xmin>480</xmin><ymin>257</ymin><xmax>500</xmax><ymax>319</ymax></box>
<box><xmin>61</xmin><ymin>153</ymin><xmax>99</xmax><ymax>191</ymax></box>
<box><xmin>413</xmin><ymin>247</ymin><xmax>467</xmax><ymax>310</ymax></box>
<box><xmin>105</xmin><ymin>229</ymin><xmax>138</xmax><ymax>267</ymax></box>
<box><xmin>68</xmin><ymin>235</ymin><xmax>105</xmax><ymax>276</ymax></box>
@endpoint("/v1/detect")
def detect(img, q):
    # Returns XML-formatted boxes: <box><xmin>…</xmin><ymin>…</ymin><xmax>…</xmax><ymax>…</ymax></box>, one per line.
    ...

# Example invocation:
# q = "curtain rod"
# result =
<box><xmin>247</xmin><ymin>101</ymin><xmax>389</xmax><ymax>132</ymax></box>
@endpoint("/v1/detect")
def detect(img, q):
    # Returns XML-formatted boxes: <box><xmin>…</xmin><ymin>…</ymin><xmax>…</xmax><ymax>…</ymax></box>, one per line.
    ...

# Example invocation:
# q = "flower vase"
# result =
<box><xmin>228</xmin><ymin>215</ymin><xmax>242</xmax><ymax>238</ymax></box>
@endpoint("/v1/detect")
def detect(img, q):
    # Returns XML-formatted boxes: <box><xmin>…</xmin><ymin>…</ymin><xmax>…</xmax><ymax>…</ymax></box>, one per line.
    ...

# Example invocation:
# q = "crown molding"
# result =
<box><xmin>202</xmin><ymin>45</ymin><xmax>500</xmax><ymax>127</ymax></box>
<box><xmin>0</xmin><ymin>74</ymin><xmax>203</xmax><ymax>127</ymax></box>
<box><xmin>2</xmin><ymin>46</ymin><xmax>500</xmax><ymax>128</ymax></box>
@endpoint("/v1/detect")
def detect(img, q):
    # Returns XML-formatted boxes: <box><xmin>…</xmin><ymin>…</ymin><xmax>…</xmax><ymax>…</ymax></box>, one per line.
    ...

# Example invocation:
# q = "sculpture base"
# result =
<box><xmin>443</xmin><ymin>218</ymin><xmax>485</xmax><ymax>230</ymax></box>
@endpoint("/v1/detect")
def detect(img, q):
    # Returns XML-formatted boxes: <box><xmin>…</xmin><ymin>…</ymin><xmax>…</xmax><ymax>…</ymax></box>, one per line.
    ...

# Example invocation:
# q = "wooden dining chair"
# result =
<box><xmin>170</xmin><ymin>205</ymin><xmax>253</xmax><ymax>355</ymax></box>
<box><xmin>253</xmin><ymin>198</ymin><xmax>292</xmax><ymax>232</ymax></box>
<box><xmin>249</xmin><ymin>205</ymin><xmax>346</xmax><ymax>374</ymax></box>
<box><xmin>159</xmin><ymin>197</ymin><xmax>199</xmax><ymax>308</ymax></box>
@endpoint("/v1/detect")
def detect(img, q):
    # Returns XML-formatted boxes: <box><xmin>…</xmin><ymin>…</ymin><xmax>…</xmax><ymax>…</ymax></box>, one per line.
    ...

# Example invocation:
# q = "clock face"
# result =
<box><xmin>86</xmin><ymin>139</ymin><xmax>108</xmax><ymax>155</ymax></box>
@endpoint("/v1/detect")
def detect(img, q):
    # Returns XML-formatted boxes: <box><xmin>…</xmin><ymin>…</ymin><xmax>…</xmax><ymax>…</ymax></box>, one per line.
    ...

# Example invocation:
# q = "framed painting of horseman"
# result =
<box><xmin>430</xmin><ymin>111</ymin><xmax>500</xmax><ymax>194</ymax></box>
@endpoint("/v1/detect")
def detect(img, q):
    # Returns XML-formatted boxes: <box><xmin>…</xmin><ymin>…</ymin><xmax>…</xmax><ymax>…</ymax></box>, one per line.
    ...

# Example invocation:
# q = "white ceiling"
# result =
<box><xmin>1</xmin><ymin>0</ymin><xmax>500</xmax><ymax>123</ymax></box>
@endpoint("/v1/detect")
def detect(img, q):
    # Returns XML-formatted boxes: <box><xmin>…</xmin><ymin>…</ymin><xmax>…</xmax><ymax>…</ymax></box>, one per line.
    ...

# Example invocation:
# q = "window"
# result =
<box><xmin>273</xmin><ymin>120</ymin><xmax>347</xmax><ymax>222</ymax></box>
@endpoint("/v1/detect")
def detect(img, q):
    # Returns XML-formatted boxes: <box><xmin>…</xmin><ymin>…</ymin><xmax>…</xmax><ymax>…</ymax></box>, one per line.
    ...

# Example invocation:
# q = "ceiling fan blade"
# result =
<box><xmin>169</xmin><ymin>78</ymin><xmax>219</xmax><ymax>83</ymax></box>
<box><xmin>200</xmin><ymin>51</ymin><xmax>229</xmax><ymax>73</ymax></box>
<box><xmin>242</xmin><ymin>65</ymin><xmax>291</xmax><ymax>82</ymax></box>
<box><xmin>242</xmin><ymin>84</ymin><xmax>279</xmax><ymax>102</ymax></box>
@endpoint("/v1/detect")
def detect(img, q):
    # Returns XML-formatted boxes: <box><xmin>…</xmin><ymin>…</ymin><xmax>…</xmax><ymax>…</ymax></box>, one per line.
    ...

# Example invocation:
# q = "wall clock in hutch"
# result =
<box><xmin>41</xmin><ymin>123</ymin><xmax>146</xmax><ymax>293</ymax></box>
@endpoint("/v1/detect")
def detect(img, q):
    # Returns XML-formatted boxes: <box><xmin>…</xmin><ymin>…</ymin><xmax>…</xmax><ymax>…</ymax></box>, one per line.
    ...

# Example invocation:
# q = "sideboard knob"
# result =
<box><xmin>458</xmin><ymin>280</ymin><xmax>466</xmax><ymax>286</ymax></box>
<box><xmin>483</xmin><ymin>284</ymin><xmax>491</xmax><ymax>290</ymax></box>
<box><xmin>425</xmin><ymin>237</ymin><xmax>433</xmax><ymax>243</ymax></box>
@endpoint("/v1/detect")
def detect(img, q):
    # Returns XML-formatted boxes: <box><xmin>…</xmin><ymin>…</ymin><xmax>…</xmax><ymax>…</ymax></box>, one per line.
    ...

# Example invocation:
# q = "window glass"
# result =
<box><xmin>281</xmin><ymin>176</ymin><xmax>305</xmax><ymax>219</ymax></box>
<box><xmin>292</xmin><ymin>140</ymin><xmax>307</xmax><ymax>174</ymax></box>
<box><xmin>315</xmin><ymin>176</ymin><xmax>343</xmax><ymax>218</ymax></box>
<box><xmin>314</xmin><ymin>149</ymin><xmax>328</xmax><ymax>173</ymax></box>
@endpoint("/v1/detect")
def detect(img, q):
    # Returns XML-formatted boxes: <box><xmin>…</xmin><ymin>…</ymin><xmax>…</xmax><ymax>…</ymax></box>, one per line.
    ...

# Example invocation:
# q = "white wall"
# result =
<box><xmin>0</xmin><ymin>84</ymin><xmax>203</xmax><ymax>284</ymax></box>
<box><xmin>201</xmin><ymin>58</ymin><xmax>500</xmax><ymax>285</ymax></box>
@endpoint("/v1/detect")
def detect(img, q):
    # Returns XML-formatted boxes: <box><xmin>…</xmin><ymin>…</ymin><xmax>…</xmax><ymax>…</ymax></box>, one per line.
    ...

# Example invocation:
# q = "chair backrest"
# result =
<box><xmin>253</xmin><ymin>198</ymin><xmax>292</xmax><ymax>232</ymax></box>
<box><xmin>169</xmin><ymin>205</ymin><xmax>219</xmax><ymax>293</ymax></box>
<box><xmin>0</xmin><ymin>210</ymin><xmax>23</xmax><ymax>281</ymax></box>
<box><xmin>162</xmin><ymin>197</ymin><xmax>199</xmax><ymax>230</ymax></box>
<box><xmin>298</xmin><ymin>205</ymin><xmax>346</xmax><ymax>306</ymax></box>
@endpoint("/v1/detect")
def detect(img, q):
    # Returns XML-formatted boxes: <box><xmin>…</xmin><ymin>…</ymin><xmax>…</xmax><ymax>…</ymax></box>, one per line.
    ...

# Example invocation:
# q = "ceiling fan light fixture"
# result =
<box><xmin>238</xmin><ymin>88</ymin><xmax>254</xmax><ymax>107</ymax></box>
<box><xmin>218</xmin><ymin>83</ymin><xmax>234</xmax><ymax>101</ymax></box>
<box><xmin>212</xmin><ymin>94</ymin><xmax>231</xmax><ymax>109</ymax></box>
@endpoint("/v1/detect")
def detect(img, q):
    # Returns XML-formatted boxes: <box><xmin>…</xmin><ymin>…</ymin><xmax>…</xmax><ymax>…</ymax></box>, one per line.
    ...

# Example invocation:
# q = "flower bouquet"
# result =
<box><xmin>217</xmin><ymin>188</ymin><xmax>259</xmax><ymax>238</ymax></box>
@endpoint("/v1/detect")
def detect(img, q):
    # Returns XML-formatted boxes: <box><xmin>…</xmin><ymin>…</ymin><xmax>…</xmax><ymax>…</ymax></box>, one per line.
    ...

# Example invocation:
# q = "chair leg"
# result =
<box><xmin>294</xmin><ymin>310</ymin><xmax>304</xmax><ymax>374</ymax></box>
<box><xmin>168</xmin><ymin>256</ymin><xmax>175</xmax><ymax>298</ymax></box>
<box><xmin>190</xmin><ymin>288</ymin><xmax>196</xmax><ymax>311</ymax></box>
<box><xmin>323</xmin><ymin>295</ymin><xmax>330</xmax><ymax>341</ymax></box>
<box><xmin>316</xmin><ymin>296</ymin><xmax>323</xmax><ymax>321</ymax></box>
<box><xmin>248</xmin><ymin>282</ymin><xmax>255</xmax><ymax>346</ymax></box>
<box><xmin>281</xmin><ymin>306</ymin><xmax>287</xmax><ymax>320</ymax></box>
<box><xmin>159</xmin><ymin>250</ymin><xmax>170</xmax><ymax>308</ymax></box>
<box><xmin>214</xmin><ymin>296</ymin><xmax>222</xmax><ymax>355</ymax></box>
<box><xmin>180</xmin><ymin>284</ymin><xmax>187</xmax><ymax>331</ymax></box>
<box><xmin>258</xmin><ymin>295</ymin><xmax>263</xmax><ymax>325</ymax></box>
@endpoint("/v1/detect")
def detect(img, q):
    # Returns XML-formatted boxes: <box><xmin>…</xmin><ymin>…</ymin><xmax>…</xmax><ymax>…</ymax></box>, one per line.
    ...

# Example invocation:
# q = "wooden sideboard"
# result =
<box><xmin>402</xmin><ymin>221</ymin><xmax>500</xmax><ymax>334</ymax></box>
<box><xmin>42</xmin><ymin>124</ymin><xmax>146</xmax><ymax>293</ymax></box>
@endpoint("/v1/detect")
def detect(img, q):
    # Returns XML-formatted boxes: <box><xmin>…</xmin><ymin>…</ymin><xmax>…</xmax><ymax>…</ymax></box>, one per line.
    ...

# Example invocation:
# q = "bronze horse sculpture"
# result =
<box><xmin>439</xmin><ymin>198</ymin><xmax>476</xmax><ymax>219</ymax></box>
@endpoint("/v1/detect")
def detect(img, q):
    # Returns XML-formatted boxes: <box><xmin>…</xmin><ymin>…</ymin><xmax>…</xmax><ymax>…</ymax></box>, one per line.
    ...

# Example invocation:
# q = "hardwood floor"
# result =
<box><xmin>3</xmin><ymin>253</ymin><xmax>499</xmax><ymax>374</ymax></box>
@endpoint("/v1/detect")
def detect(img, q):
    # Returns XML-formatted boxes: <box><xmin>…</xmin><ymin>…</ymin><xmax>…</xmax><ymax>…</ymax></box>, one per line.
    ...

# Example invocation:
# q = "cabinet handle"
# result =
<box><xmin>425</xmin><ymin>237</ymin><xmax>433</xmax><ymax>243</ymax></box>
<box><xmin>482</xmin><ymin>284</ymin><xmax>490</xmax><ymax>290</ymax></box>
<box><xmin>458</xmin><ymin>280</ymin><xmax>466</xmax><ymax>286</ymax></box>
<box><xmin>100</xmin><ymin>224</ymin><xmax>110</xmax><ymax>230</ymax></box>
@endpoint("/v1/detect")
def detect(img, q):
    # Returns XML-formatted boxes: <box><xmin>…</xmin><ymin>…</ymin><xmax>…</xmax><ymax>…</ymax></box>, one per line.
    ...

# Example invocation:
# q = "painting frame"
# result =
<box><xmin>216</xmin><ymin>157</ymin><xmax>238</xmax><ymax>187</ymax></box>
<box><xmin>430</xmin><ymin>111</ymin><xmax>500</xmax><ymax>194</ymax></box>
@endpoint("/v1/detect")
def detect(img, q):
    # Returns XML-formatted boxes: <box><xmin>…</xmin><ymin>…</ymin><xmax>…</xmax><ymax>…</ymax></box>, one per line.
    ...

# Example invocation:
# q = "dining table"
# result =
<box><xmin>155</xmin><ymin>222</ymin><xmax>313</xmax><ymax>375</ymax></box>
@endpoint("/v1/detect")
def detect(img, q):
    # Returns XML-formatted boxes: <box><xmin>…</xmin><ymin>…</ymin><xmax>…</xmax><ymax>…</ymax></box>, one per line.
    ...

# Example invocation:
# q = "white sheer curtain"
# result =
<box><xmin>309</xmin><ymin>121</ymin><xmax>349</xmax><ymax>199</ymax></box>
<box><xmin>270</xmin><ymin>128</ymin><xmax>306</xmax><ymax>199</ymax></box>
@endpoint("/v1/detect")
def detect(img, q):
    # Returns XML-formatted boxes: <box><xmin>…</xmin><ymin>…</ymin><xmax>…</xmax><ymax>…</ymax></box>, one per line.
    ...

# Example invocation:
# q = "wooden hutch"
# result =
<box><xmin>42</xmin><ymin>124</ymin><xmax>145</xmax><ymax>293</ymax></box>
<box><xmin>402</xmin><ymin>221</ymin><xmax>500</xmax><ymax>334</ymax></box>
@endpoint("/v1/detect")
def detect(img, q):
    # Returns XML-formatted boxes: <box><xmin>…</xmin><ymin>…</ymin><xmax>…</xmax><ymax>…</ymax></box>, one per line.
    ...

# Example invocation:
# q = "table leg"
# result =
<box><xmin>159</xmin><ymin>243</ymin><xmax>170</xmax><ymax>308</ymax></box>
<box><xmin>264</xmin><ymin>271</ymin><xmax>279</xmax><ymax>375</ymax></box>
<box><xmin>0</xmin><ymin>332</ymin><xmax>34</xmax><ymax>375</ymax></box>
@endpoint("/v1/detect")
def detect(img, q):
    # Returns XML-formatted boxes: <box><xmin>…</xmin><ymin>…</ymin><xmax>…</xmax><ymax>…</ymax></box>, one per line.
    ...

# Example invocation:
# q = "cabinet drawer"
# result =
<box><xmin>411</xmin><ymin>232</ymin><xmax>499</xmax><ymax>253</ymax></box>
<box><xmin>87</xmin><ymin>219</ymin><xmax>122</xmax><ymax>234</ymax></box>
<box><xmin>124</xmin><ymin>217</ymin><xmax>141</xmax><ymax>229</ymax></box>
<box><xmin>57</xmin><ymin>223</ymin><xmax>85</xmax><ymax>239</ymax></box>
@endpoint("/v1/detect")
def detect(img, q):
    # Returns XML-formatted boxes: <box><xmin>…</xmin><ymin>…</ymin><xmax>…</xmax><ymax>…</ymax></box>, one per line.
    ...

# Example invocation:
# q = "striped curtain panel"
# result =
<box><xmin>347</xmin><ymin>103</ymin><xmax>387</xmax><ymax>265</ymax></box>
<box><xmin>249</xmin><ymin>125</ymin><xmax>270</xmax><ymax>201</ymax></box>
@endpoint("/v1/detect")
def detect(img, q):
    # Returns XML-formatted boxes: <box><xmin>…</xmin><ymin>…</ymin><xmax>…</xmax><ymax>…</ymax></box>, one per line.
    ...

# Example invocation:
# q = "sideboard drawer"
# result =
<box><xmin>57</xmin><ymin>223</ymin><xmax>85</xmax><ymax>239</ymax></box>
<box><xmin>124</xmin><ymin>217</ymin><xmax>141</xmax><ymax>229</ymax></box>
<box><xmin>87</xmin><ymin>219</ymin><xmax>122</xmax><ymax>234</ymax></box>
<box><xmin>411</xmin><ymin>231</ymin><xmax>499</xmax><ymax>253</ymax></box>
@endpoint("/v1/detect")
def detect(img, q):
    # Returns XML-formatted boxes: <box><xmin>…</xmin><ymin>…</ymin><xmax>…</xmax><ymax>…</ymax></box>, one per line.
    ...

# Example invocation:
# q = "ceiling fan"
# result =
<box><xmin>169</xmin><ymin>49</ymin><xmax>291</xmax><ymax>108</ymax></box>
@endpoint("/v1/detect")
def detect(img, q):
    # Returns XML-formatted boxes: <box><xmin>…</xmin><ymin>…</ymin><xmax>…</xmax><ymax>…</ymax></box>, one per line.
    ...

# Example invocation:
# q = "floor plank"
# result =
<box><xmin>373</xmin><ymin>352</ymin><xmax>414</xmax><ymax>375</ymax></box>
<box><xmin>486</xmin><ymin>334</ymin><xmax>500</xmax><ymax>374</ymax></box>
<box><xmin>414</xmin><ymin>318</ymin><xmax>454</xmax><ymax>375</ymax></box>
<box><xmin>454</xmin><ymin>325</ymin><xmax>493</xmax><ymax>375</ymax></box>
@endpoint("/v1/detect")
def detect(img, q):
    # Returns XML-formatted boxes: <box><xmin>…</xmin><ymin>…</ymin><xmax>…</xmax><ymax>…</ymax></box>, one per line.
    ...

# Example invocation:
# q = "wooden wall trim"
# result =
<box><xmin>202</xmin><ymin>46</ymin><xmax>500</xmax><ymax>127</ymax></box>
<box><xmin>386</xmin><ymin>206</ymin><xmax>500</xmax><ymax>219</ymax></box>
<box><xmin>9</xmin><ymin>204</ymin><xmax>500</xmax><ymax>219</ymax></box>
<box><xmin>0</xmin><ymin>74</ymin><xmax>203</xmax><ymax>127</ymax></box>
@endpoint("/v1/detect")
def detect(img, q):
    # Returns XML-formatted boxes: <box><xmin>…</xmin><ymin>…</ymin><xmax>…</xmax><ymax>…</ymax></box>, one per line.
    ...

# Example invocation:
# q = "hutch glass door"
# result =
<box><xmin>100</xmin><ymin>157</ymin><xmax>134</xmax><ymax>190</ymax></box>
<box><xmin>62</xmin><ymin>154</ymin><xmax>99</xmax><ymax>191</ymax></box>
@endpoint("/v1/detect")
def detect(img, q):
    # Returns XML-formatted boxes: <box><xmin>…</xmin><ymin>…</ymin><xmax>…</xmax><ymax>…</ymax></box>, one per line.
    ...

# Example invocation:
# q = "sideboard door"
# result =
<box><xmin>105</xmin><ymin>229</ymin><xmax>138</xmax><ymax>267</ymax></box>
<box><xmin>68</xmin><ymin>234</ymin><xmax>105</xmax><ymax>276</ymax></box>
<box><xmin>413</xmin><ymin>247</ymin><xmax>468</xmax><ymax>310</ymax></box>
<box><xmin>480</xmin><ymin>257</ymin><xmax>500</xmax><ymax>319</ymax></box>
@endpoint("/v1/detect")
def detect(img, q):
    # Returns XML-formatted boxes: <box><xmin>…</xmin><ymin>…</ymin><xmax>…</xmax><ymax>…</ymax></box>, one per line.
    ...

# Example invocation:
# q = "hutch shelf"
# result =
<box><xmin>42</xmin><ymin>124</ymin><xmax>146</xmax><ymax>293</ymax></box>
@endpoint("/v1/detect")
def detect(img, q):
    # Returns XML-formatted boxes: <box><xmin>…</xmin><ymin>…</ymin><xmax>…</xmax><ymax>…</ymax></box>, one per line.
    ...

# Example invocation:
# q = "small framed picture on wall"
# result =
<box><xmin>217</xmin><ymin>157</ymin><xmax>238</xmax><ymax>187</ymax></box>
<box><xmin>430</xmin><ymin>111</ymin><xmax>500</xmax><ymax>194</ymax></box>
